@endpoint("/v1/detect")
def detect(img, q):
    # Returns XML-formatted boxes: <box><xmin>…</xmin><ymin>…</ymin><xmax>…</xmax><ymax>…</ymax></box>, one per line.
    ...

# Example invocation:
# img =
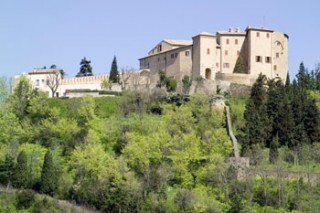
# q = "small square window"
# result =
<box><xmin>175</xmin><ymin>53</ymin><xmax>179</xmax><ymax>58</ymax></box>
<box><xmin>36</xmin><ymin>79</ymin><xmax>39</xmax><ymax>86</ymax></box>
<box><xmin>265</xmin><ymin>57</ymin><xmax>271</xmax><ymax>63</ymax></box>
<box><xmin>171</xmin><ymin>53</ymin><xmax>174</xmax><ymax>59</ymax></box>
<box><xmin>207</xmin><ymin>48</ymin><xmax>210</xmax><ymax>55</ymax></box>
<box><xmin>276</xmin><ymin>52</ymin><xmax>279</xmax><ymax>58</ymax></box>
<box><xmin>185</xmin><ymin>51</ymin><xmax>190</xmax><ymax>56</ymax></box>
<box><xmin>225</xmin><ymin>50</ymin><xmax>228</xmax><ymax>56</ymax></box>
<box><xmin>235</xmin><ymin>39</ymin><xmax>238</xmax><ymax>45</ymax></box>
<box><xmin>274</xmin><ymin>65</ymin><xmax>277</xmax><ymax>71</ymax></box>
<box><xmin>256</xmin><ymin>56</ymin><xmax>261</xmax><ymax>62</ymax></box>
<box><xmin>256</xmin><ymin>32</ymin><xmax>260</xmax><ymax>37</ymax></box>
<box><xmin>267</xmin><ymin>33</ymin><xmax>270</xmax><ymax>38</ymax></box>
<box><xmin>226</xmin><ymin>39</ymin><xmax>230</xmax><ymax>44</ymax></box>
<box><xmin>237</xmin><ymin>50</ymin><xmax>240</xmax><ymax>56</ymax></box>
<box><xmin>216</xmin><ymin>63</ymin><xmax>219</xmax><ymax>68</ymax></box>
<box><xmin>223</xmin><ymin>63</ymin><xmax>230</xmax><ymax>68</ymax></box>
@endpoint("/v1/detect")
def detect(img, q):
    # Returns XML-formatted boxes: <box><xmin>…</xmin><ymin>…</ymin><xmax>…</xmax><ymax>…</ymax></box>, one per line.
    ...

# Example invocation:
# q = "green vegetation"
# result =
<box><xmin>109</xmin><ymin>56</ymin><xmax>119</xmax><ymax>83</ymax></box>
<box><xmin>76</xmin><ymin>57</ymin><xmax>93</xmax><ymax>77</ymax></box>
<box><xmin>2</xmin><ymin>62</ymin><xmax>320</xmax><ymax>212</ymax></box>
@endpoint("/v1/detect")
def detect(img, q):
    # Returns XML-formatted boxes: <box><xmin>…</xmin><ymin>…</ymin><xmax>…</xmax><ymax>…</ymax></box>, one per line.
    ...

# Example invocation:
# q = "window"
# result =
<box><xmin>171</xmin><ymin>53</ymin><xmax>175</xmax><ymax>59</ymax></box>
<box><xmin>158</xmin><ymin>45</ymin><xmax>162</xmax><ymax>52</ymax></box>
<box><xmin>158</xmin><ymin>58</ymin><xmax>160</xmax><ymax>62</ymax></box>
<box><xmin>256</xmin><ymin>56</ymin><xmax>261</xmax><ymax>62</ymax></box>
<box><xmin>226</xmin><ymin>39</ymin><xmax>230</xmax><ymax>44</ymax></box>
<box><xmin>265</xmin><ymin>57</ymin><xmax>271</xmax><ymax>63</ymax></box>
<box><xmin>235</xmin><ymin>39</ymin><xmax>238</xmax><ymax>45</ymax></box>
<box><xmin>175</xmin><ymin>52</ymin><xmax>179</xmax><ymax>58</ymax></box>
<box><xmin>41</xmin><ymin>79</ymin><xmax>45</xmax><ymax>84</ymax></box>
<box><xmin>276</xmin><ymin>52</ymin><xmax>279</xmax><ymax>58</ymax></box>
<box><xmin>274</xmin><ymin>65</ymin><xmax>277</xmax><ymax>71</ymax></box>
<box><xmin>256</xmin><ymin>32</ymin><xmax>260</xmax><ymax>37</ymax></box>
<box><xmin>267</xmin><ymin>33</ymin><xmax>270</xmax><ymax>38</ymax></box>
<box><xmin>223</xmin><ymin>63</ymin><xmax>230</xmax><ymax>68</ymax></box>
<box><xmin>185</xmin><ymin>51</ymin><xmax>190</xmax><ymax>56</ymax></box>
<box><xmin>216</xmin><ymin>63</ymin><xmax>219</xmax><ymax>68</ymax></box>
<box><xmin>164</xmin><ymin>57</ymin><xmax>166</xmax><ymax>61</ymax></box>
<box><xmin>237</xmin><ymin>50</ymin><xmax>240</xmax><ymax>56</ymax></box>
<box><xmin>36</xmin><ymin>79</ymin><xmax>39</xmax><ymax>86</ymax></box>
<box><xmin>225</xmin><ymin>50</ymin><xmax>228</xmax><ymax>56</ymax></box>
<box><xmin>207</xmin><ymin>48</ymin><xmax>210</xmax><ymax>55</ymax></box>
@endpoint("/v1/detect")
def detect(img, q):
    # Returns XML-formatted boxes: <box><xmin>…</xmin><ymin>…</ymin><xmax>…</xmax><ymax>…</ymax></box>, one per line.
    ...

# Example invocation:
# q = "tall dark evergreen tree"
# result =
<box><xmin>266</xmin><ymin>79</ymin><xmax>283</xmax><ymax>146</ymax></box>
<box><xmin>243</xmin><ymin>74</ymin><xmax>271</xmax><ymax>153</ymax></box>
<box><xmin>12</xmin><ymin>151</ymin><xmax>28</xmax><ymax>189</ymax></box>
<box><xmin>269</xmin><ymin>134</ymin><xmax>279</xmax><ymax>164</ymax></box>
<box><xmin>109</xmin><ymin>56</ymin><xmax>119</xmax><ymax>83</ymax></box>
<box><xmin>76</xmin><ymin>57</ymin><xmax>93</xmax><ymax>77</ymax></box>
<box><xmin>0</xmin><ymin>154</ymin><xmax>15</xmax><ymax>186</ymax></box>
<box><xmin>303</xmin><ymin>98</ymin><xmax>320</xmax><ymax>143</ymax></box>
<box><xmin>296</xmin><ymin>62</ymin><xmax>309</xmax><ymax>90</ymax></box>
<box><xmin>40</xmin><ymin>150</ymin><xmax>57</xmax><ymax>195</ymax></box>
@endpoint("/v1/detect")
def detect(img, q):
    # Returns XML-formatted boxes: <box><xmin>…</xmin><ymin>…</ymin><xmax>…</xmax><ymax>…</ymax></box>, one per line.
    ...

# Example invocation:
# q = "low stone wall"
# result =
<box><xmin>216</xmin><ymin>73</ymin><xmax>251</xmax><ymax>85</ymax></box>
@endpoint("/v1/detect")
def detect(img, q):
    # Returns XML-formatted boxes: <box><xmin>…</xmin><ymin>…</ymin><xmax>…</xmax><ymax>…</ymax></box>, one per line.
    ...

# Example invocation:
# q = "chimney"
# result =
<box><xmin>229</xmin><ymin>27</ymin><xmax>233</xmax><ymax>32</ymax></box>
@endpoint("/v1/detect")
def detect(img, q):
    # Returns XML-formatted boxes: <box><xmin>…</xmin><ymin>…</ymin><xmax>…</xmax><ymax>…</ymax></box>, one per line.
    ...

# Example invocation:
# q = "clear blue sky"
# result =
<box><xmin>1</xmin><ymin>0</ymin><xmax>319</xmax><ymax>79</ymax></box>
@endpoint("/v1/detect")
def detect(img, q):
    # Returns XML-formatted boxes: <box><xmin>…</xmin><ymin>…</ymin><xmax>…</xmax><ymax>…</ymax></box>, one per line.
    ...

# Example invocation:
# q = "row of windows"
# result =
<box><xmin>35</xmin><ymin>79</ymin><xmax>47</xmax><ymax>86</ymax></box>
<box><xmin>256</xmin><ymin>56</ymin><xmax>272</xmax><ymax>63</ymax></box>
<box><xmin>156</xmin><ymin>50</ymin><xmax>191</xmax><ymax>62</ymax></box>
<box><xmin>226</xmin><ymin>39</ymin><xmax>238</xmax><ymax>45</ymax></box>
<box><xmin>256</xmin><ymin>32</ymin><xmax>270</xmax><ymax>38</ymax></box>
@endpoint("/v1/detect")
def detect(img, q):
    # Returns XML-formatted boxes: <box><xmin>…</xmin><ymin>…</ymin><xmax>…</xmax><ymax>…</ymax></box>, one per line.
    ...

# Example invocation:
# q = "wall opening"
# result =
<box><xmin>205</xmin><ymin>68</ymin><xmax>211</xmax><ymax>80</ymax></box>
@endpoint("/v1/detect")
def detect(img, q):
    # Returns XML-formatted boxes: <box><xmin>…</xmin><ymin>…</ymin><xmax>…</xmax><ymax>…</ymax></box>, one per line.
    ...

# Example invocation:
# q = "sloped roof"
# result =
<box><xmin>163</xmin><ymin>39</ymin><xmax>193</xmax><ymax>46</ymax></box>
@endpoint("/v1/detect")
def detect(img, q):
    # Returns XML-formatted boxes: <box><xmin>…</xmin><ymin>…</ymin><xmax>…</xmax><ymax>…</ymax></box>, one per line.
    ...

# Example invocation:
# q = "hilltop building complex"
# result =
<box><xmin>139</xmin><ymin>26</ymin><xmax>288</xmax><ymax>88</ymax></box>
<box><xmin>17</xmin><ymin>26</ymin><xmax>288</xmax><ymax>96</ymax></box>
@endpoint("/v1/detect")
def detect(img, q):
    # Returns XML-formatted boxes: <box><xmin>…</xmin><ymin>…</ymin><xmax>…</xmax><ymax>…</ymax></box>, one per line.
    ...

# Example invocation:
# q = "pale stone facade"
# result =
<box><xmin>18</xmin><ymin>26</ymin><xmax>288</xmax><ymax>97</ymax></box>
<box><xmin>139</xmin><ymin>26</ymin><xmax>289</xmax><ymax>89</ymax></box>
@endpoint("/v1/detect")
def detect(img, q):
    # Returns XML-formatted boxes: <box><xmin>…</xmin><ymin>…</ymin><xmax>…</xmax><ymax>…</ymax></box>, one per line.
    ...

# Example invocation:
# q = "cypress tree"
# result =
<box><xmin>269</xmin><ymin>134</ymin><xmax>279</xmax><ymax>164</ymax></box>
<box><xmin>0</xmin><ymin>154</ymin><xmax>15</xmax><ymax>186</ymax></box>
<box><xmin>296</xmin><ymin>62</ymin><xmax>309</xmax><ymax>90</ymax></box>
<box><xmin>233</xmin><ymin>56</ymin><xmax>245</xmax><ymax>73</ymax></box>
<box><xmin>303</xmin><ymin>98</ymin><xmax>320</xmax><ymax>143</ymax></box>
<box><xmin>12</xmin><ymin>151</ymin><xmax>28</xmax><ymax>189</ymax></box>
<box><xmin>40</xmin><ymin>150</ymin><xmax>57</xmax><ymax>195</ymax></box>
<box><xmin>109</xmin><ymin>56</ymin><xmax>119</xmax><ymax>83</ymax></box>
<box><xmin>243</xmin><ymin>74</ymin><xmax>271</xmax><ymax>151</ymax></box>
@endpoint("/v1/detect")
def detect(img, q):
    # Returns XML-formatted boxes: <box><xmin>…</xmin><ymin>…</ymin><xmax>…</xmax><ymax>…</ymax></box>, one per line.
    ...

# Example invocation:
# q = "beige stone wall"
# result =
<box><xmin>218</xmin><ymin>34</ymin><xmax>246</xmax><ymax>74</ymax></box>
<box><xmin>192</xmin><ymin>34</ymin><xmax>217</xmax><ymax>80</ymax></box>
<box><xmin>272</xmin><ymin>32</ymin><xmax>288</xmax><ymax>82</ymax></box>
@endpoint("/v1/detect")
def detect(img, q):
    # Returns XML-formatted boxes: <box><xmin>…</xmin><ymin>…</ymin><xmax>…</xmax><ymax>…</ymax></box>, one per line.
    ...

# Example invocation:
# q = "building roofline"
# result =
<box><xmin>139</xmin><ymin>45</ymin><xmax>192</xmax><ymax>60</ymax></box>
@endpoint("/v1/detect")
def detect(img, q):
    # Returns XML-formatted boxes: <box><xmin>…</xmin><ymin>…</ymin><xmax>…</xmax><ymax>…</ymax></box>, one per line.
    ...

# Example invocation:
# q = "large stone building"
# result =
<box><xmin>139</xmin><ymin>26</ymin><xmax>288</xmax><ymax>89</ymax></box>
<box><xmin>17</xmin><ymin>26</ymin><xmax>288</xmax><ymax>97</ymax></box>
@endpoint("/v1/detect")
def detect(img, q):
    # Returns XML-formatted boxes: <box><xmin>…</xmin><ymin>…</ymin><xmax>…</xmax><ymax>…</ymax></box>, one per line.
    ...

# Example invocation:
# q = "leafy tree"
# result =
<box><xmin>109</xmin><ymin>56</ymin><xmax>119</xmax><ymax>83</ymax></box>
<box><xmin>76</xmin><ymin>57</ymin><xmax>93</xmax><ymax>77</ymax></box>
<box><xmin>101</xmin><ymin>78</ymin><xmax>111</xmax><ymax>90</ymax></box>
<box><xmin>0</xmin><ymin>154</ymin><xmax>15</xmax><ymax>186</ymax></box>
<box><xmin>40</xmin><ymin>150</ymin><xmax>57</xmax><ymax>195</ymax></box>
<box><xmin>8</xmin><ymin>76</ymin><xmax>32</xmax><ymax>119</ymax></box>
<box><xmin>12</xmin><ymin>151</ymin><xmax>28</xmax><ymax>188</ymax></box>
<box><xmin>166</xmin><ymin>78</ymin><xmax>177</xmax><ymax>92</ymax></box>
<box><xmin>182</xmin><ymin>75</ymin><xmax>192</xmax><ymax>95</ymax></box>
<box><xmin>157</xmin><ymin>70</ymin><xmax>168</xmax><ymax>88</ymax></box>
<box><xmin>233</xmin><ymin>56</ymin><xmax>245</xmax><ymax>73</ymax></box>
<box><xmin>0</xmin><ymin>76</ymin><xmax>13</xmax><ymax>106</ymax></box>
